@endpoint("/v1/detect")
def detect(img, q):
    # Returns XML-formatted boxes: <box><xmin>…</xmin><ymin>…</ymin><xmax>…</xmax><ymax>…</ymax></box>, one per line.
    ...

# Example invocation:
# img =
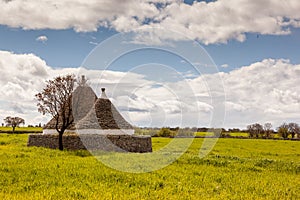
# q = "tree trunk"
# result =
<box><xmin>12</xmin><ymin>126</ymin><xmax>15</xmax><ymax>134</ymax></box>
<box><xmin>58</xmin><ymin>132</ymin><xmax>63</xmax><ymax>150</ymax></box>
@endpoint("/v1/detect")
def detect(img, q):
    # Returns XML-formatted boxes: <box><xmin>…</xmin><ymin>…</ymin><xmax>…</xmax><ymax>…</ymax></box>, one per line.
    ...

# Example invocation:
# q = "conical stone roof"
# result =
<box><xmin>44</xmin><ymin>78</ymin><xmax>133</xmax><ymax>132</ymax></box>
<box><xmin>43</xmin><ymin>115</ymin><xmax>75</xmax><ymax>130</ymax></box>
<box><xmin>44</xmin><ymin>76</ymin><xmax>97</xmax><ymax>130</ymax></box>
<box><xmin>72</xmin><ymin>85</ymin><xmax>97</xmax><ymax>123</ymax></box>
<box><xmin>76</xmin><ymin>88</ymin><xmax>133</xmax><ymax>130</ymax></box>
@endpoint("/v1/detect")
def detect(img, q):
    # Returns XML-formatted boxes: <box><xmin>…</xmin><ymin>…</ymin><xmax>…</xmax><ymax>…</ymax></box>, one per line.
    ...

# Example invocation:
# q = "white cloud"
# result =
<box><xmin>0</xmin><ymin>50</ymin><xmax>158</xmax><ymax>126</ymax></box>
<box><xmin>221</xmin><ymin>64</ymin><xmax>229</xmax><ymax>68</ymax></box>
<box><xmin>0</xmin><ymin>0</ymin><xmax>300</xmax><ymax>44</ymax></box>
<box><xmin>220</xmin><ymin>59</ymin><xmax>300</xmax><ymax>127</ymax></box>
<box><xmin>225</xmin><ymin>101</ymin><xmax>246</xmax><ymax>112</ymax></box>
<box><xmin>36</xmin><ymin>35</ymin><xmax>48</xmax><ymax>43</ymax></box>
<box><xmin>0</xmin><ymin>50</ymin><xmax>300</xmax><ymax>128</ymax></box>
<box><xmin>0</xmin><ymin>51</ymin><xmax>50</xmax><ymax>125</ymax></box>
<box><xmin>89</xmin><ymin>41</ymin><xmax>98</xmax><ymax>46</ymax></box>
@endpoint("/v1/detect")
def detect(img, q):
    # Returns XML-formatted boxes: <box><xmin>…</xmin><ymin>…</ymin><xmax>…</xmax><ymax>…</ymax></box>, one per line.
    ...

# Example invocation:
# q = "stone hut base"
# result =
<box><xmin>27</xmin><ymin>134</ymin><xmax>152</xmax><ymax>153</ymax></box>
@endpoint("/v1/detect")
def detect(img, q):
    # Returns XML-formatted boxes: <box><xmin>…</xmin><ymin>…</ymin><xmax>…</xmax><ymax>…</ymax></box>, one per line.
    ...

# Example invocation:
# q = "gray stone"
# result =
<box><xmin>27</xmin><ymin>134</ymin><xmax>152</xmax><ymax>153</ymax></box>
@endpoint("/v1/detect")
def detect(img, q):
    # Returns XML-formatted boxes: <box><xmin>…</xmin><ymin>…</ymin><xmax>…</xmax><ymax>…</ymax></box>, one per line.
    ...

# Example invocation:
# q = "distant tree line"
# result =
<box><xmin>246</xmin><ymin>122</ymin><xmax>300</xmax><ymax>139</ymax></box>
<box><xmin>135</xmin><ymin>127</ymin><xmax>223</xmax><ymax>137</ymax></box>
<box><xmin>135</xmin><ymin>122</ymin><xmax>300</xmax><ymax>140</ymax></box>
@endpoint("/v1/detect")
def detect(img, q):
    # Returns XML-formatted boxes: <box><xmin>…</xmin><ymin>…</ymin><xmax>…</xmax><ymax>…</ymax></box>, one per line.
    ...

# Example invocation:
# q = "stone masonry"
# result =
<box><xmin>27</xmin><ymin>134</ymin><xmax>152</xmax><ymax>153</ymax></box>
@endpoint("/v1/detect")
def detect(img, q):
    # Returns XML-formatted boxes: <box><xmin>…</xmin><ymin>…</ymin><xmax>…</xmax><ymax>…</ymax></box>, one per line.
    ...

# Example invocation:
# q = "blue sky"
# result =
<box><xmin>1</xmin><ymin>24</ymin><xmax>300</xmax><ymax>73</ymax></box>
<box><xmin>0</xmin><ymin>0</ymin><xmax>300</xmax><ymax>128</ymax></box>
<box><xmin>0</xmin><ymin>26</ymin><xmax>116</xmax><ymax>68</ymax></box>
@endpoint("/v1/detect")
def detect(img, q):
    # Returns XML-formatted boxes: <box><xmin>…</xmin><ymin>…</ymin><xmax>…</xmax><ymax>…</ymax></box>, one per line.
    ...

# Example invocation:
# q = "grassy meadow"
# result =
<box><xmin>0</xmin><ymin>134</ymin><xmax>299</xmax><ymax>199</ymax></box>
<box><xmin>0</xmin><ymin>127</ymin><xmax>42</xmax><ymax>133</ymax></box>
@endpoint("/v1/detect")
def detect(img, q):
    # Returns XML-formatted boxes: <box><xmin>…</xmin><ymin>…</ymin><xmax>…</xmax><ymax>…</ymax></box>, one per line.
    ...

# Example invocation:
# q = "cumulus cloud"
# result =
<box><xmin>36</xmin><ymin>35</ymin><xmax>48</xmax><ymax>43</ymax></box>
<box><xmin>220</xmin><ymin>59</ymin><xmax>300</xmax><ymax>127</ymax></box>
<box><xmin>89</xmin><ymin>41</ymin><xmax>98</xmax><ymax>46</ymax></box>
<box><xmin>0</xmin><ymin>51</ymin><xmax>65</xmax><ymax>125</ymax></box>
<box><xmin>165</xmin><ymin>58</ymin><xmax>300</xmax><ymax>128</ymax></box>
<box><xmin>0</xmin><ymin>0</ymin><xmax>300</xmax><ymax>44</ymax></box>
<box><xmin>0</xmin><ymin>50</ymin><xmax>300</xmax><ymax>128</ymax></box>
<box><xmin>221</xmin><ymin>64</ymin><xmax>229</xmax><ymax>68</ymax></box>
<box><xmin>0</xmin><ymin>50</ymin><xmax>161</xmax><ymax>126</ymax></box>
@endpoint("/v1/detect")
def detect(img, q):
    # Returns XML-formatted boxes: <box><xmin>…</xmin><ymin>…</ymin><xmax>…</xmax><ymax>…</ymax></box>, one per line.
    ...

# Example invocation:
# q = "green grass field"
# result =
<box><xmin>0</xmin><ymin>127</ymin><xmax>42</xmax><ymax>133</ymax></box>
<box><xmin>194</xmin><ymin>132</ymin><xmax>215</xmax><ymax>137</ymax></box>
<box><xmin>227</xmin><ymin>132</ymin><xmax>249</xmax><ymax>137</ymax></box>
<box><xmin>0</xmin><ymin>134</ymin><xmax>299</xmax><ymax>199</ymax></box>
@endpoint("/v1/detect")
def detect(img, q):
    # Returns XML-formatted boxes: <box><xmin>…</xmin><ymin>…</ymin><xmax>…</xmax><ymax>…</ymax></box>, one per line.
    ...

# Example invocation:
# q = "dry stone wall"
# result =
<box><xmin>27</xmin><ymin>134</ymin><xmax>152</xmax><ymax>153</ymax></box>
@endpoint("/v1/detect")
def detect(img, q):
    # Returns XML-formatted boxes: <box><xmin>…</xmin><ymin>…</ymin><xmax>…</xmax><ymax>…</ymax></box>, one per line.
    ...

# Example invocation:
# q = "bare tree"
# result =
<box><xmin>264</xmin><ymin>123</ymin><xmax>273</xmax><ymax>138</ymax></box>
<box><xmin>4</xmin><ymin>116</ymin><xmax>25</xmax><ymax>133</ymax></box>
<box><xmin>35</xmin><ymin>75</ymin><xmax>75</xmax><ymax>150</ymax></box>
<box><xmin>277</xmin><ymin>123</ymin><xmax>289</xmax><ymax>139</ymax></box>
<box><xmin>247</xmin><ymin>123</ymin><xmax>263</xmax><ymax>138</ymax></box>
<box><xmin>288</xmin><ymin>123</ymin><xmax>300</xmax><ymax>139</ymax></box>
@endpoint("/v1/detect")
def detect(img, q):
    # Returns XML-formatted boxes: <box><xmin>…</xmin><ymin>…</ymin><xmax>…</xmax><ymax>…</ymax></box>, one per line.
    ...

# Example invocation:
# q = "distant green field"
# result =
<box><xmin>0</xmin><ymin>126</ymin><xmax>42</xmax><ymax>133</ymax></box>
<box><xmin>0</xmin><ymin>134</ymin><xmax>299</xmax><ymax>199</ymax></box>
<box><xmin>194</xmin><ymin>132</ymin><xmax>249</xmax><ymax>137</ymax></box>
<box><xmin>194</xmin><ymin>132</ymin><xmax>215</xmax><ymax>136</ymax></box>
<box><xmin>228</xmin><ymin>132</ymin><xmax>249</xmax><ymax>137</ymax></box>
